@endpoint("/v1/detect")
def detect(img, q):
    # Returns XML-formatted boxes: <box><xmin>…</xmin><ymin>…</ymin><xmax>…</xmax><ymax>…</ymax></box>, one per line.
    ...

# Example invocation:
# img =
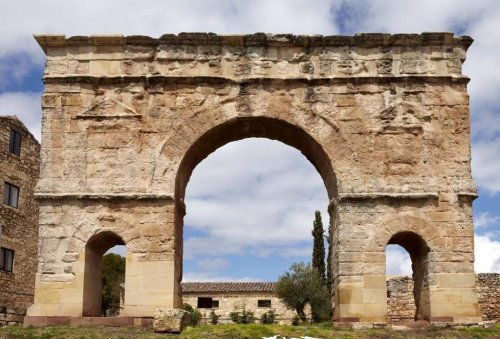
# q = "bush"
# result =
<box><xmin>229</xmin><ymin>305</ymin><xmax>255</xmax><ymax>324</ymax></box>
<box><xmin>210</xmin><ymin>310</ymin><xmax>220</xmax><ymax>325</ymax></box>
<box><xmin>276</xmin><ymin>262</ymin><xmax>331</xmax><ymax>323</ymax></box>
<box><xmin>260</xmin><ymin>310</ymin><xmax>276</xmax><ymax>324</ymax></box>
<box><xmin>292</xmin><ymin>314</ymin><xmax>301</xmax><ymax>326</ymax></box>
<box><xmin>183</xmin><ymin>303</ymin><xmax>201</xmax><ymax>326</ymax></box>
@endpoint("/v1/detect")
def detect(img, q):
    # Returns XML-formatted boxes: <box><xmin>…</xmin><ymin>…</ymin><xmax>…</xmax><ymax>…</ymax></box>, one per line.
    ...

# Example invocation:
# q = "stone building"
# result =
<box><xmin>0</xmin><ymin>115</ymin><xmax>40</xmax><ymax>325</ymax></box>
<box><xmin>26</xmin><ymin>32</ymin><xmax>482</xmax><ymax>327</ymax></box>
<box><xmin>182</xmin><ymin>282</ymin><xmax>298</xmax><ymax>324</ymax></box>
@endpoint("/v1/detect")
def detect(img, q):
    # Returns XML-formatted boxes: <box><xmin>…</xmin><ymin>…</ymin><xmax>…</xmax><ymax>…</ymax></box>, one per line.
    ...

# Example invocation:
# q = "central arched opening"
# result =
<box><xmin>174</xmin><ymin>117</ymin><xmax>337</xmax><ymax>323</ymax></box>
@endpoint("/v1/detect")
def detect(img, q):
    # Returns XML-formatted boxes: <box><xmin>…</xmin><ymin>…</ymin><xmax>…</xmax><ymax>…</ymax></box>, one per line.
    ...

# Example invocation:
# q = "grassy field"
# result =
<box><xmin>0</xmin><ymin>323</ymin><xmax>499</xmax><ymax>338</ymax></box>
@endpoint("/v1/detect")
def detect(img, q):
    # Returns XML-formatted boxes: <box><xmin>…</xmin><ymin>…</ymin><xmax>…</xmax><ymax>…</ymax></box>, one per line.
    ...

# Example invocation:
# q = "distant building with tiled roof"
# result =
<box><xmin>181</xmin><ymin>281</ymin><xmax>301</xmax><ymax>324</ymax></box>
<box><xmin>181</xmin><ymin>282</ymin><xmax>276</xmax><ymax>294</ymax></box>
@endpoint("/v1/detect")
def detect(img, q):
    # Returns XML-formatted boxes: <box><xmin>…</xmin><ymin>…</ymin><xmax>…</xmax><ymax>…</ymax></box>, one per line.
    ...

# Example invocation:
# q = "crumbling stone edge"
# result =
<box><xmin>153</xmin><ymin>308</ymin><xmax>187</xmax><ymax>333</ymax></box>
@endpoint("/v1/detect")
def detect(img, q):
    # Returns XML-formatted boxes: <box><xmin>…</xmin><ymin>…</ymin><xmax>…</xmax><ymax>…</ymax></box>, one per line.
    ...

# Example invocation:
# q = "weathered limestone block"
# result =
<box><xmin>153</xmin><ymin>308</ymin><xmax>186</xmax><ymax>333</ymax></box>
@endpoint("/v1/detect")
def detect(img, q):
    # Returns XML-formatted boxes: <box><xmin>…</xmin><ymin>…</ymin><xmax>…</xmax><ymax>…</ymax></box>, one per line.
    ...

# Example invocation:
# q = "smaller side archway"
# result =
<box><xmin>387</xmin><ymin>231</ymin><xmax>430</xmax><ymax>321</ymax></box>
<box><xmin>82</xmin><ymin>231</ymin><xmax>125</xmax><ymax>317</ymax></box>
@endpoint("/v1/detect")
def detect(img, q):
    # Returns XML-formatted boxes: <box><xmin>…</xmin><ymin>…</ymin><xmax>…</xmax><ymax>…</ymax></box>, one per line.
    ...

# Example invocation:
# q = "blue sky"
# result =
<box><xmin>1</xmin><ymin>0</ymin><xmax>499</xmax><ymax>281</ymax></box>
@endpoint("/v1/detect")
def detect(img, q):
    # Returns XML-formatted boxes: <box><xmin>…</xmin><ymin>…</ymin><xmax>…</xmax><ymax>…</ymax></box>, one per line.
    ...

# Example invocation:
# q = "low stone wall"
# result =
<box><xmin>387</xmin><ymin>274</ymin><xmax>500</xmax><ymax>322</ymax></box>
<box><xmin>387</xmin><ymin>276</ymin><xmax>416</xmax><ymax>322</ymax></box>
<box><xmin>0</xmin><ymin>306</ymin><xmax>25</xmax><ymax>326</ymax></box>
<box><xmin>477</xmin><ymin>273</ymin><xmax>500</xmax><ymax>321</ymax></box>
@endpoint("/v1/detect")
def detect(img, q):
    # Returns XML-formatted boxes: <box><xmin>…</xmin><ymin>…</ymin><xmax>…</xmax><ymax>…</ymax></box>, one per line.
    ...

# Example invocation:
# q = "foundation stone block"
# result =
<box><xmin>153</xmin><ymin>308</ymin><xmax>186</xmax><ymax>333</ymax></box>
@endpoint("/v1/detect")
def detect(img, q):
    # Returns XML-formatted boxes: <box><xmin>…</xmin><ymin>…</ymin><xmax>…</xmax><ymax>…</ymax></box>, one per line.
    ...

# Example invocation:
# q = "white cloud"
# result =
<box><xmin>340</xmin><ymin>0</ymin><xmax>494</xmax><ymax>34</ymax></box>
<box><xmin>0</xmin><ymin>54</ymin><xmax>37</xmax><ymax>90</ymax></box>
<box><xmin>0</xmin><ymin>0</ymin><xmax>339</xmax><ymax>60</ymax></box>
<box><xmin>197</xmin><ymin>257</ymin><xmax>230</xmax><ymax>271</ymax></box>
<box><xmin>474</xmin><ymin>212</ymin><xmax>500</xmax><ymax>229</ymax></box>
<box><xmin>0</xmin><ymin>92</ymin><xmax>42</xmax><ymax>140</ymax></box>
<box><xmin>386</xmin><ymin>245</ymin><xmax>412</xmax><ymax>276</ymax></box>
<box><xmin>106</xmin><ymin>245</ymin><xmax>127</xmax><ymax>257</ymax></box>
<box><xmin>182</xmin><ymin>271</ymin><xmax>259</xmax><ymax>282</ymax></box>
<box><xmin>471</xmin><ymin>109</ymin><xmax>500</xmax><ymax>141</ymax></box>
<box><xmin>184</xmin><ymin>139</ymin><xmax>329</xmax><ymax>261</ymax></box>
<box><xmin>475</xmin><ymin>234</ymin><xmax>500</xmax><ymax>273</ymax></box>
<box><xmin>472</xmin><ymin>138</ymin><xmax>500</xmax><ymax>195</ymax></box>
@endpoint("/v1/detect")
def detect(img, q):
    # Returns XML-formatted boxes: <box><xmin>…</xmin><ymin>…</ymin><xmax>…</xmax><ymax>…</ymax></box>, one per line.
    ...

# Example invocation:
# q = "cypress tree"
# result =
<box><xmin>326</xmin><ymin>216</ymin><xmax>333</xmax><ymax>295</ymax></box>
<box><xmin>311</xmin><ymin>210</ymin><xmax>326</xmax><ymax>283</ymax></box>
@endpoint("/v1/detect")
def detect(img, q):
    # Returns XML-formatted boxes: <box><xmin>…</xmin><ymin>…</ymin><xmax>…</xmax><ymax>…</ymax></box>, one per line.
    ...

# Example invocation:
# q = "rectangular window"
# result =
<box><xmin>3</xmin><ymin>182</ymin><xmax>19</xmax><ymax>208</ymax></box>
<box><xmin>212</xmin><ymin>300</ymin><xmax>219</xmax><ymax>308</ymax></box>
<box><xmin>9</xmin><ymin>129</ymin><xmax>21</xmax><ymax>156</ymax></box>
<box><xmin>258</xmin><ymin>300</ymin><xmax>272</xmax><ymax>308</ymax></box>
<box><xmin>0</xmin><ymin>247</ymin><xmax>14</xmax><ymax>272</ymax></box>
<box><xmin>197</xmin><ymin>297</ymin><xmax>213</xmax><ymax>309</ymax></box>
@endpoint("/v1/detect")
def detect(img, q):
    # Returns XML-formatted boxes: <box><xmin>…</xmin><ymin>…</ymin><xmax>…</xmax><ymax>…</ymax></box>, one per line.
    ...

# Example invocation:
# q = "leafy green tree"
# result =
<box><xmin>312</xmin><ymin>211</ymin><xmax>326</xmax><ymax>283</ymax></box>
<box><xmin>275</xmin><ymin>262</ymin><xmax>331</xmax><ymax>323</ymax></box>
<box><xmin>101</xmin><ymin>253</ymin><xmax>125</xmax><ymax>316</ymax></box>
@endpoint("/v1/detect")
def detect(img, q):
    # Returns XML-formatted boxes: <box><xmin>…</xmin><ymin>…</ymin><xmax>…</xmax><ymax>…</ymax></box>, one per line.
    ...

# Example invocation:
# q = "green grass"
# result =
<box><xmin>0</xmin><ymin>323</ymin><xmax>499</xmax><ymax>339</ymax></box>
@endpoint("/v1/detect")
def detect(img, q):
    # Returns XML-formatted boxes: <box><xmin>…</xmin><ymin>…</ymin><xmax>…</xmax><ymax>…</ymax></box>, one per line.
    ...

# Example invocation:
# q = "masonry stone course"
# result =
<box><xmin>25</xmin><ymin>32</ymin><xmax>482</xmax><ymax>327</ymax></box>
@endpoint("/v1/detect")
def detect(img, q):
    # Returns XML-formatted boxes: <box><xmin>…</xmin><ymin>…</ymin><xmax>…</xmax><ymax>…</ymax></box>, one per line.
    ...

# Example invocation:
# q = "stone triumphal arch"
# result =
<box><xmin>26</xmin><ymin>33</ymin><xmax>481</xmax><ymax>325</ymax></box>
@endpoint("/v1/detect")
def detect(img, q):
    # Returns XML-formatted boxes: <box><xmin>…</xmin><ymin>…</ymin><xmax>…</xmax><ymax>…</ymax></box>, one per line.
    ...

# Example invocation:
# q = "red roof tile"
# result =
<box><xmin>181</xmin><ymin>282</ymin><xmax>276</xmax><ymax>293</ymax></box>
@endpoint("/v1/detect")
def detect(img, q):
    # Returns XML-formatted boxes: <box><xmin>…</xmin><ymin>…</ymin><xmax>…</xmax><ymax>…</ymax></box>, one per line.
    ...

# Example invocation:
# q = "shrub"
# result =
<box><xmin>210</xmin><ymin>310</ymin><xmax>220</xmax><ymax>325</ymax></box>
<box><xmin>230</xmin><ymin>305</ymin><xmax>255</xmax><ymax>324</ymax></box>
<box><xmin>183</xmin><ymin>303</ymin><xmax>201</xmax><ymax>326</ymax></box>
<box><xmin>260</xmin><ymin>310</ymin><xmax>276</xmax><ymax>324</ymax></box>
<box><xmin>292</xmin><ymin>314</ymin><xmax>301</xmax><ymax>326</ymax></box>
